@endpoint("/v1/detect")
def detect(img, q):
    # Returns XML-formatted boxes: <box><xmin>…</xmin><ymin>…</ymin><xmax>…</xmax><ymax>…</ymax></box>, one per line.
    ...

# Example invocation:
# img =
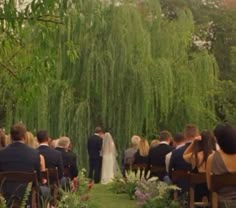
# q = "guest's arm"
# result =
<box><xmin>206</xmin><ymin>153</ymin><xmax>214</xmax><ymax>190</ymax></box>
<box><xmin>183</xmin><ymin>142</ymin><xmax>194</xmax><ymax>163</ymax></box>
<box><xmin>168</xmin><ymin>154</ymin><xmax>174</xmax><ymax>179</ymax></box>
<box><xmin>40</xmin><ymin>154</ymin><xmax>46</xmax><ymax>171</ymax></box>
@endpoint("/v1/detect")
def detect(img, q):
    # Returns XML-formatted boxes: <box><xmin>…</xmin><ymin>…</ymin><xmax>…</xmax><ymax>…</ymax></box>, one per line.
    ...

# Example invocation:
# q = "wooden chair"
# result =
<box><xmin>0</xmin><ymin>171</ymin><xmax>39</xmax><ymax>208</ymax></box>
<box><xmin>132</xmin><ymin>163</ymin><xmax>148</xmax><ymax>178</ymax></box>
<box><xmin>48</xmin><ymin>168</ymin><xmax>59</xmax><ymax>206</ymax></box>
<box><xmin>63</xmin><ymin>166</ymin><xmax>71</xmax><ymax>179</ymax></box>
<box><xmin>210</xmin><ymin>173</ymin><xmax>236</xmax><ymax>208</ymax></box>
<box><xmin>189</xmin><ymin>173</ymin><xmax>209</xmax><ymax>208</ymax></box>
<box><xmin>171</xmin><ymin>170</ymin><xmax>190</xmax><ymax>200</ymax></box>
<box><xmin>150</xmin><ymin>166</ymin><xmax>166</xmax><ymax>175</ymax></box>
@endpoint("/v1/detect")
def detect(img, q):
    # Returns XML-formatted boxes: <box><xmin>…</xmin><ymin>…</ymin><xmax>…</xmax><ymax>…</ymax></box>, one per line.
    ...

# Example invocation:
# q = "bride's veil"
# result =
<box><xmin>102</xmin><ymin>132</ymin><xmax>121</xmax><ymax>176</ymax></box>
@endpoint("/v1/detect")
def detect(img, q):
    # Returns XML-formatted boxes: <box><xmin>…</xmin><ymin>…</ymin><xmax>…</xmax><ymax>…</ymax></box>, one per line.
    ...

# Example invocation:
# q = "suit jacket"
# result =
<box><xmin>37</xmin><ymin>145</ymin><xmax>64</xmax><ymax>179</ymax></box>
<box><xmin>0</xmin><ymin>142</ymin><xmax>41</xmax><ymax>202</ymax></box>
<box><xmin>87</xmin><ymin>134</ymin><xmax>102</xmax><ymax>159</ymax></box>
<box><xmin>55</xmin><ymin>147</ymin><xmax>78</xmax><ymax>179</ymax></box>
<box><xmin>148</xmin><ymin>143</ymin><xmax>174</xmax><ymax>179</ymax></box>
<box><xmin>168</xmin><ymin>142</ymin><xmax>192</xmax><ymax>192</ymax></box>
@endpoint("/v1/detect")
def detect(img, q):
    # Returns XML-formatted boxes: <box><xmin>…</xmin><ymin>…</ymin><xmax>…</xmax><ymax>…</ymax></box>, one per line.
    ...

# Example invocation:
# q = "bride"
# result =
<box><xmin>101</xmin><ymin>132</ymin><xmax>120</xmax><ymax>184</ymax></box>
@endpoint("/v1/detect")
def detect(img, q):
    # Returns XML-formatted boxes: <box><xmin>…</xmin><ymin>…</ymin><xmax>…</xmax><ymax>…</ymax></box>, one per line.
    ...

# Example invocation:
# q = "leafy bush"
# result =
<box><xmin>108</xmin><ymin>177</ymin><xmax>127</xmax><ymax>194</ymax></box>
<box><xmin>135</xmin><ymin>177</ymin><xmax>181</xmax><ymax>208</ymax></box>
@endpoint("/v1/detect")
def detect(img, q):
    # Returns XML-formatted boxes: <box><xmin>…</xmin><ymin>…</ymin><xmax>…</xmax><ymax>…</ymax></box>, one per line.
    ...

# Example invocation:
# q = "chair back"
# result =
<box><xmin>41</xmin><ymin>169</ymin><xmax>49</xmax><ymax>186</ymax></box>
<box><xmin>132</xmin><ymin>163</ymin><xmax>148</xmax><ymax>171</ymax></box>
<box><xmin>150</xmin><ymin>166</ymin><xmax>166</xmax><ymax>174</ymax></box>
<box><xmin>48</xmin><ymin>167</ymin><xmax>59</xmax><ymax>186</ymax></box>
<box><xmin>210</xmin><ymin>173</ymin><xmax>236</xmax><ymax>208</ymax></box>
<box><xmin>189</xmin><ymin>173</ymin><xmax>208</xmax><ymax>208</ymax></box>
<box><xmin>0</xmin><ymin>171</ymin><xmax>39</xmax><ymax>208</ymax></box>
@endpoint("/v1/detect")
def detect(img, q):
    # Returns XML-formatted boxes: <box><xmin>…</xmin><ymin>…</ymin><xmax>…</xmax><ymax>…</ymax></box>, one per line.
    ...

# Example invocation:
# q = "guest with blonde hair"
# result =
<box><xmin>134</xmin><ymin>139</ymin><xmax>150</xmax><ymax>164</ymax></box>
<box><xmin>25</xmin><ymin>131</ymin><xmax>38</xmax><ymax>148</ymax></box>
<box><xmin>124</xmin><ymin>135</ymin><xmax>141</xmax><ymax>166</ymax></box>
<box><xmin>150</xmin><ymin>139</ymin><xmax>160</xmax><ymax>148</ymax></box>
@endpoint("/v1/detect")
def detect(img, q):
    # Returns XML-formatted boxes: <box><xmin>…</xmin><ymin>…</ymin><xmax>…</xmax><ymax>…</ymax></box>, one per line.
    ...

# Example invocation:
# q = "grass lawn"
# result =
<box><xmin>90</xmin><ymin>184</ymin><xmax>137</xmax><ymax>208</ymax></box>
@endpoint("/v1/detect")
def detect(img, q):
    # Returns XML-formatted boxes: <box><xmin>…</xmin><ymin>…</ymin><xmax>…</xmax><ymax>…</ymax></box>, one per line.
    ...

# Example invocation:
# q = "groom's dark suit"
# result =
<box><xmin>87</xmin><ymin>134</ymin><xmax>102</xmax><ymax>183</ymax></box>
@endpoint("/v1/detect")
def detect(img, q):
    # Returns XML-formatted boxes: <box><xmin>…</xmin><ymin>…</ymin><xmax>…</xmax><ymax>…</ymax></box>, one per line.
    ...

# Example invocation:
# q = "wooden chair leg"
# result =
<box><xmin>189</xmin><ymin>187</ymin><xmax>194</xmax><ymax>208</ymax></box>
<box><xmin>211</xmin><ymin>192</ymin><xmax>218</xmax><ymax>208</ymax></box>
<box><xmin>31</xmin><ymin>189</ymin><xmax>37</xmax><ymax>208</ymax></box>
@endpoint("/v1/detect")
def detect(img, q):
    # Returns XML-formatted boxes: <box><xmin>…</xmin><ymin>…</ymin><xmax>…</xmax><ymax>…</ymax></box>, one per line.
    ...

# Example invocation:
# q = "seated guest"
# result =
<box><xmin>150</xmin><ymin>139</ymin><xmax>160</xmax><ymax>149</ymax></box>
<box><xmin>166</xmin><ymin>132</ymin><xmax>185</xmax><ymax>173</ymax></box>
<box><xmin>123</xmin><ymin>135</ymin><xmax>141</xmax><ymax>169</ymax></box>
<box><xmin>37</xmin><ymin>130</ymin><xmax>64</xmax><ymax>179</ymax></box>
<box><xmin>56</xmin><ymin>137</ymin><xmax>78</xmax><ymax>180</ymax></box>
<box><xmin>206</xmin><ymin>123</ymin><xmax>236</xmax><ymax>208</ymax></box>
<box><xmin>169</xmin><ymin>124</ymin><xmax>199</xmax><ymax>192</ymax></box>
<box><xmin>25</xmin><ymin>131</ymin><xmax>38</xmax><ymax>148</ymax></box>
<box><xmin>0</xmin><ymin>123</ymin><xmax>44</xmax><ymax>206</ymax></box>
<box><xmin>133</xmin><ymin>139</ymin><xmax>150</xmax><ymax>165</ymax></box>
<box><xmin>148</xmin><ymin>130</ymin><xmax>174</xmax><ymax>180</ymax></box>
<box><xmin>183</xmin><ymin>130</ymin><xmax>216</xmax><ymax>202</ymax></box>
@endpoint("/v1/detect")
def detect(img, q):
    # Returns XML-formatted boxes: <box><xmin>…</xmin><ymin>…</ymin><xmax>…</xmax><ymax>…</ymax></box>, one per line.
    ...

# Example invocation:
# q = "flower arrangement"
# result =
<box><xmin>58</xmin><ymin>169</ymin><xmax>96</xmax><ymax>208</ymax></box>
<box><xmin>135</xmin><ymin>176</ymin><xmax>181</xmax><ymax>208</ymax></box>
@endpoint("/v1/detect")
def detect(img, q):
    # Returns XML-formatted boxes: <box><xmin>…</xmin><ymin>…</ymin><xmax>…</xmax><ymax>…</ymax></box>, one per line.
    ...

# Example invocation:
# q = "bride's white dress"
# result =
<box><xmin>101</xmin><ymin>153</ymin><xmax>116</xmax><ymax>184</ymax></box>
<box><xmin>101</xmin><ymin>133</ymin><xmax>120</xmax><ymax>184</ymax></box>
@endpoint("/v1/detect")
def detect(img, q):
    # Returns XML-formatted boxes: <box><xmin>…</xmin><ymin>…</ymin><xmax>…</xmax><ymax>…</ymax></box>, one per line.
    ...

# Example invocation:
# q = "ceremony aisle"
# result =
<box><xmin>90</xmin><ymin>184</ymin><xmax>137</xmax><ymax>208</ymax></box>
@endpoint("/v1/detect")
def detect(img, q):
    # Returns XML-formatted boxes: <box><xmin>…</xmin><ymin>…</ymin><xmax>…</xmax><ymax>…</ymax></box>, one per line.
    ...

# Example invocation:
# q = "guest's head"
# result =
<box><xmin>25</xmin><ymin>131</ymin><xmax>38</xmax><ymax>148</ymax></box>
<box><xmin>138</xmin><ymin>139</ymin><xmax>149</xmax><ymax>157</ymax></box>
<box><xmin>150</xmin><ymin>139</ymin><xmax>160</xmax><ymax>148</ymax></box>
<box><xmin>214</xmin><ymin>123</ymin><xmax>236</xmax><ymax>154</ymax></box>
<box><xmin>184</xmin><ymin>124</ymin><xmax>199</xmax><ymax>141</ymax></box>
<box><xmin>58</xmin><ymin>136</ymin><xmax>71</xmax><ymax>150</ymax></box>
<box><xmin>173</xmin><ymin>132</ymin><xmax>185</xmax><ymax>147</ymax></box>
<box><xmin>192</xmin><ymin>130</ymin><xmax>216</xmax><ymax>167</ymax></box>
<box><xmin>37</xmin><ymin>130</ymin><xmax>49</xmax><ymax>145</ymax></box>
<box><xmin>50</xmin><ymin>139</ymin><xmax>59</xmax><ymax>148</ymax></box>
<box><xmin>0</xmin><ymin>129</ymin><xmax>6</xmax><ymax>148</ymax></box>
<box><xmin>159</xmin><ymin>130</ymin><xmax>172</xmax><ymax>144</ymax></box>
<box><xmin>10</xmin><ymin>123</ymin><xmax>27</xmax><ymax>142</ymax></box>
<box><xmin>131</xmin><ymin>135</ymin><xmax>141</xmax><ymax>148</ymax></box>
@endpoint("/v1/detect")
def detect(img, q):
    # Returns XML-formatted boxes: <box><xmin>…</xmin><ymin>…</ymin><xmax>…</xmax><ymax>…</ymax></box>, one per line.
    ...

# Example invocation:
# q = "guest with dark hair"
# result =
<box><xmin>149</xmin><ymin>130</ymin><xmax>174</xmax><ymax>180</ymax></box>
<box><xmin>184</xmin><ymin>130</ymin><xmax>216</xmax><ymax>202</ymax></box>
<box><xmin>37</xmin><ymin>130</ymin><xmax>64</xmax><ymax>179</ymax></box>
<box><xmin>166</xmin><ymin>132</ymin><xmax>185</xmax><ymax>173</ymax></box>
<box><xmin>206</xmin><ymin>123</ymin><xmax>236</xmax><ymax>208</ymax></box>
<box><xmin>169</xmin><ymin>124</ymin><xmax>199</xmax><ymax>192</ymax></box>
<box><xmin>0</xmin><ymin>123</ymin><xmax>42</xmax><ymax>206</ymax></box>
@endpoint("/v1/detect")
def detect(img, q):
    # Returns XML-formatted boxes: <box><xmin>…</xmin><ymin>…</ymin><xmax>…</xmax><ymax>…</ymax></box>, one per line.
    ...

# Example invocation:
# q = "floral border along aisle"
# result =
<box><xmin>109</xmin><ymin>170</ymin><xmax>182</xmax><ymax>208</ymax></box>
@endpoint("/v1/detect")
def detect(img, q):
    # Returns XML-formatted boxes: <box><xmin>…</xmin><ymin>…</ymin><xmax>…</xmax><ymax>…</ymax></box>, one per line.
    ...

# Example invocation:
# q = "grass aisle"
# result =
<box><xmin>90</xmin><ymin>184</ymin><xmax>137</xmax><ymax>208</ymax></box>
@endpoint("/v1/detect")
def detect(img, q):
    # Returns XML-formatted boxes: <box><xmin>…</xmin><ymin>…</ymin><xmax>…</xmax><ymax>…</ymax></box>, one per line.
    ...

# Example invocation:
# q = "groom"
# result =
<box><xmin>87</xmin><ymin>127</ymin><xmax>103</xmax><ymax>183</ymax></box>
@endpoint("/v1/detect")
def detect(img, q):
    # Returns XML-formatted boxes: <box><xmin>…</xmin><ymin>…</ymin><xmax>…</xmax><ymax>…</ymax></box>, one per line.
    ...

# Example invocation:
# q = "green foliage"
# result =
<box><xmin>0</xmin><ymin>0</ymin><xmax>219</xmax><ymax>169</ymax></box>
<box><xmin>108</xmin><ymin>177</ymin><xmax>127</xmax><ymax>194</ymax></box>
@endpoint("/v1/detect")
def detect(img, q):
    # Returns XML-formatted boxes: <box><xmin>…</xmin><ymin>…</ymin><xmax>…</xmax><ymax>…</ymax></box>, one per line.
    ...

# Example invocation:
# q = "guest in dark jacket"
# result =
<box><xmin>56</xmin><ymin>136</ymin><xmax>78</xmax><ymax>180</ymax></box>
<box><xmin>37</xmin><ymin>130</ymin><xmax>64</xmax><ymax>179</ymax></box>
<box><xmin>169</xmin><ymin>124</ymin><xmax>199</xmax><ymax>192</ymax></box>
<box><xmin>0</xmin><ymin>123</ymin><xmax>41</xmax><ymax>206</ymax></box>
<box><xmin>148</xmin><ymin>130</ymin><xmax>174</xmax><ymax>180</ymax></box>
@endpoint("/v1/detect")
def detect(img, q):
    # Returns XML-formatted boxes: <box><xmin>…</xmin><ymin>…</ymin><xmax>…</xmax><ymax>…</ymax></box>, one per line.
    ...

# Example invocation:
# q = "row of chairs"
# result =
<box><xmin>127</xmin><ymin>163</ymin><xmax>236</xmax><ymax>208</ymax></box>
<box><xmin>0</xmin><ymin>168</ymin><xmax>60</xmax><ymax>208</ymax></box>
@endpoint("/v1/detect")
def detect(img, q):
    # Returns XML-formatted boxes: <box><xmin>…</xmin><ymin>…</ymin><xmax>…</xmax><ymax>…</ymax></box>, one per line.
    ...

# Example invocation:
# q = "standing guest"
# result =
<box><xmin>87</xmin><ymin>127</ymin><xmax>103</xmax><ymax>183</ymax></box>
<box><xmin>56</xmin><ymin>136</ymin><xmax>78</xmax><ymax>180</ymax></box>
<box><xmin>149</xmin><ymin>130</ymin><xmax>174</xmax><ymax>180</ymax></box>
<box><xmin>206</xmin><ymin>123</ymin><xmax>236</xmax><ymax>208</ymax></box>
<box><xmin>134</xmin><ymin>139</ymin><xmax>150</xmax><ymax>165</ymax></box>
<box><xmin>0</xmin><ymin>123</ymin><xmax>42</xmax><ymax>206</ymax></box>
<box><xmin>37</xmin><ymin>130</ymin><xmax>64</xmax><ymax>179</ymax></box>
<box><xmin>183</xmin><ymin>130</ymin><xmax>216</xmax><ymax>202</ymax></box>
<box><xmin>165</xmin><ymin>132</ymin><xmax>185</xmax><ymax>173</ymax></box>
<box><xmin>169</xmin><ymin>124</ymin><xmax>199</xmax><ymax>192</ymax></box>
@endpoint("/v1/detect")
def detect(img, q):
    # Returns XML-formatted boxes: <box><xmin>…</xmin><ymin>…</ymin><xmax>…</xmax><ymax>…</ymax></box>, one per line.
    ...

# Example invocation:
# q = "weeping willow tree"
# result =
<box><xmin>0</xmin><ymin>0</ymin><xmax>218</xmax><ymax>167</ymax></box>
